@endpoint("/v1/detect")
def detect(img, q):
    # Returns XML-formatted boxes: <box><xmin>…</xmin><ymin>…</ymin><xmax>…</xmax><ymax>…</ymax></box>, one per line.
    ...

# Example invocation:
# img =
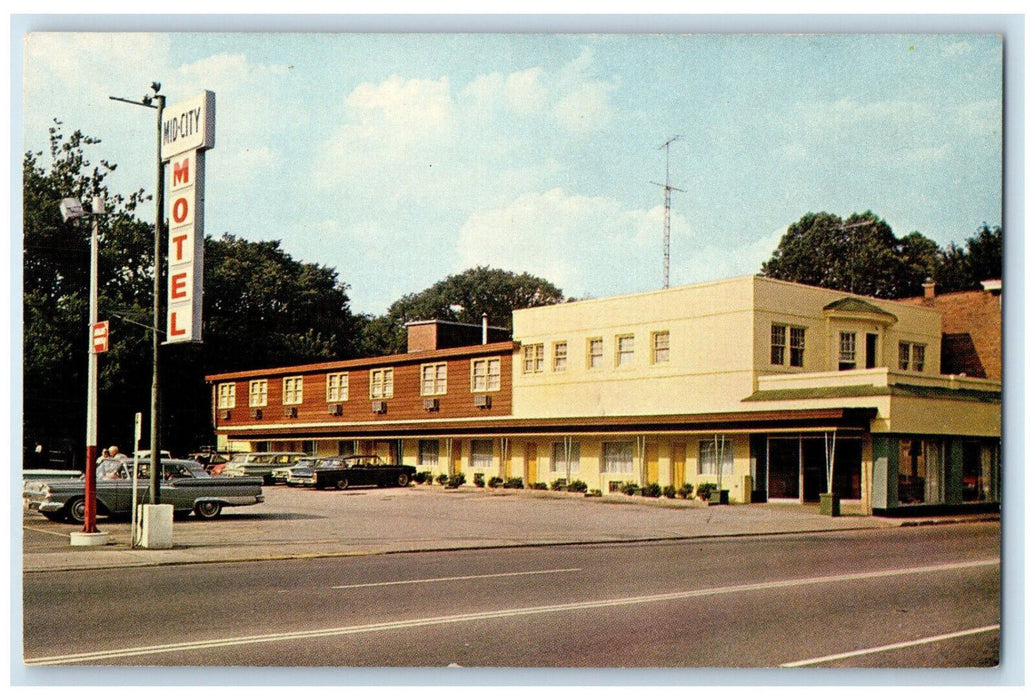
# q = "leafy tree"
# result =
<box><xmin>361</xmin><ymin>267</ymin><xmax>566</xmax><ymax>354</ymax></box>
<box><xmin>962</xmin><ymin>224</ymin><xmax>1002</xmax><ymax>285</ymax></box>
<box><xmin>202</xmin><ymin>234</ymin><xmax>362</xmax><ymax>372</ymax></box>
<box><xmin>761</xmin><ymin>211</ymin><xmax>1002</xmax><ymax>299</ymax></box>
<box><xmin>23</xmin><ymin>121</ymin><xmax>155</xmax><ymax>469</ymax></box>
<box><xmin>23</xmin><ymin>126</ymin><xmax>367</xmax><ymax>462</ymax></box>
<box><xmin>761</xmin><ymin>211</ymin><xmax>927</xmax><ymax>298</ymax></box>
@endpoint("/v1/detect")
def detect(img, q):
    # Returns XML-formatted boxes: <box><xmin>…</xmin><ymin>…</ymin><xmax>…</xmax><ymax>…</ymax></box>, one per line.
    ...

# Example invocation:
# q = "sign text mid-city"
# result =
<box><xmin>162</xmin><ymin>90</ymin><xmax>215</xmax><ymax>343</ymax></box>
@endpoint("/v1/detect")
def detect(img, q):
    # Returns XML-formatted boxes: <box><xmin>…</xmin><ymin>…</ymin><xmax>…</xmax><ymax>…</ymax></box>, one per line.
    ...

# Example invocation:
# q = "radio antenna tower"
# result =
<box><xmin>651</xmin><ymin>135</ymin><xmax>685</xmax><ymax>289</ymax></box>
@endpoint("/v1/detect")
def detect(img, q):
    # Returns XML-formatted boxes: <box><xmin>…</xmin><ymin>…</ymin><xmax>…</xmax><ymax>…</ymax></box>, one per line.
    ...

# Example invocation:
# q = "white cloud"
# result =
<box><xmin>456</xmin><ymin>189</ymin><xmax>657</xmax><ymax>298</ymax></box>
<box><xmin>503</xmin><ymin>67</ymin><xmax>547</xmax><ymax>115</ymax></box>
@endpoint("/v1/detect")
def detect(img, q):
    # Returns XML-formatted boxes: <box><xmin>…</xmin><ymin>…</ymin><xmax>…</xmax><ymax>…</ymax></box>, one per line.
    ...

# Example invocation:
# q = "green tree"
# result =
<box><xmin>23</xmin><ymin>121</ymin><xmax>155</xmax><ymax>469</ymax></box>
<box><xmin>361</xmin><ymin>267</ymin><xmax>566</xmax><ymax>354</ymax></box>
<box><xmin>202</xmin><ymin>234</ymin><xmax>362</xmax><ymax>372</ymax></box>
<box><xmin>761</xmin><ymin>211</ymin><xmax>927</xmax><ymax>298</ymax></box>
<box><xmin>23</xmin><ymin>126</ymin><xmax>368</xmax><ymax>461</ymax></box>
<box><xmin>963</xmin><ymin>224</ymin><xmax>1003</xmax><ymax>285</ymax></box>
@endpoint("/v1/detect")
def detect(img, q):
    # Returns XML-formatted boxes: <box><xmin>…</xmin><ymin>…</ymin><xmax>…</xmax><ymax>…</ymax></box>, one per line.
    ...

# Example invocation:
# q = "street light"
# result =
<box><xmin>60</xmin><ymin>195</ymin><xmax>106</xmax><ymax>542</ymax></box>
<box><xmin>110</xmin><ymin>83</ymin><xmax>166</xmax><ymax>506</ymax></box>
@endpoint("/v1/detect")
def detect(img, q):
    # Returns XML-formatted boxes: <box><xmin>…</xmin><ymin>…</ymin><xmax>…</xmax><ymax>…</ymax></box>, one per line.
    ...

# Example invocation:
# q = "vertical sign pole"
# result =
<box><xmin>150</xmin><ymin>94</ymin><xmax>166</xmax><ymax>507</ymax></box>
<box><xmin>82</xmin><ymin>196</ymin><xmax>104</xmax><ymax>533</ymax></box>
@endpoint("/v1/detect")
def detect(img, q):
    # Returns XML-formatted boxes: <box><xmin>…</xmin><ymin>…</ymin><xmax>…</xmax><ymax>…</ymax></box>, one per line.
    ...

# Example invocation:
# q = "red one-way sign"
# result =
<box><xmin>91</xmin><ymin>321</ymin><xmax>109</xmax><ymax>354</ymax></box>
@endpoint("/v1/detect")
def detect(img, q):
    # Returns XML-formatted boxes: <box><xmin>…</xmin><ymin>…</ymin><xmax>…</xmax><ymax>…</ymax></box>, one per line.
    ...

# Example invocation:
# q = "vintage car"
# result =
<box><xmin>221</xmin><ymin>452</ymin><xmax>308</xmax><ymax>484</ymax></box>
<box><xmin>272</xmin><ymin>456</ymin><xmax>321</xmax><ymax>484</ymax></box>
<box><xmin>285</xmin><ymin>455</ymin><xmax>417</xmax><ymax>490</ymax></box>
<box><xmin>23</xmin><ymin>458</ymin><xmax>264</xmax><ymax>523</ymax></box>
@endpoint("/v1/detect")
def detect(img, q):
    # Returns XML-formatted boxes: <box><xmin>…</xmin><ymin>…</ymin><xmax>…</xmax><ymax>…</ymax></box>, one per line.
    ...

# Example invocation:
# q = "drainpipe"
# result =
<box><xmin>482</xmin><ymin>313</ymin><xmax>488</xmax><ymax>344</ymax></box>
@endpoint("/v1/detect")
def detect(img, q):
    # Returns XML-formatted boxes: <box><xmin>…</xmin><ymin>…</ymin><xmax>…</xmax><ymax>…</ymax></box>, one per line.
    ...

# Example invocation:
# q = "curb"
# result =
<box><xmin>22</xmin><ymin>515</ymin><xmax>997</xmax><ymax>574</ymax></box>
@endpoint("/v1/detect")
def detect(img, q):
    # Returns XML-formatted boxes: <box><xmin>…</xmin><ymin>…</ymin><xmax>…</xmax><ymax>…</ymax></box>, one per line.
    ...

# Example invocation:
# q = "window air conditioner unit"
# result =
<box><xmin>474</xmin><ymin>394</ymin><xmax>492</xmax><ymax>409</ymax></box>
<box><xmin>220</xmin><ymin>409</ymin><xmax>232</xmax><ymax>420</ymax></box>
<box><xmin>251</xmin><ymin>408</ymin><xmax>263</xmax><ymax>420</ymax></box>
<box><xmin>328</xmin><ymin>403</ymin><xmax>343</xmax><ymax>416</ymax></box>
<box><xmin>371</xmin><ymin>401</ymin><xmax>387</xmax><ymax>414</ymax></box>
<box><xmin>283</xmin><ymin>406</ymin><xmax>298</xmax><ymax>418</ymax></box>
<box><xmin>423</xmin><ymin>398</ymin><xmax>440</xmax><ymax>411</ymax></box>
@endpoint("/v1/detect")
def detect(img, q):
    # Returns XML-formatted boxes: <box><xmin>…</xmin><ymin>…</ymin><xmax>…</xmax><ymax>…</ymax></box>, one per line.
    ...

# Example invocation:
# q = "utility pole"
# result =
<box><xmin>111</xmin><ymin>82</ymin><xmax>165</xmax><ymax>505</ymax></box>
<box><xmin>651</xmin><ymin>135</ymin><xmax>685</xmax><ymax>289</ymax></box>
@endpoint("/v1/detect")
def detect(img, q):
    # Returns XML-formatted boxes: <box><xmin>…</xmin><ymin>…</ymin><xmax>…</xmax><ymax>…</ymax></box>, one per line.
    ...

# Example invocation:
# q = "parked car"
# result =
<box><xmin>189</xmin><ymin>450</ymin><xmax>230</xmax><ymax>474</ymax></box>
<box><xmin>285</xmin><ymin>455</ymin><xmax>417</xmax><ymax>490</ymax></box>
<box><xmin>271</xmin><ymin>456</ymin><xmax>320</xmax><ymax>484</ymax></box>
<box><xmin>23</xmin><ymin>458</ymin><xmax>264</xmax><ymax>523</ymax></box>
<box><xmin>221</xmin><ymin>452</ymin><xmax>308</xmax><ymax>484</ymax></box>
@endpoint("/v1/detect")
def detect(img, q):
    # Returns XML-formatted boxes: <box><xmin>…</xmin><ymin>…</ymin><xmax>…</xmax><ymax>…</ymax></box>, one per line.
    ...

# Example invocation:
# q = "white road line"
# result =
<box><xmin>331</xmin><ymin>568</ymin><xmax>581</xmax><ymax>589</ymax></box>
<box><xmin>780</xmin><ymin>624</ymin><xmax>1001</xmax><ymax>667</ymax></box>
<box><xmin>25</xmin><ymin>558</ymin><xmax>998</xmax><ymax>666</ymax></box>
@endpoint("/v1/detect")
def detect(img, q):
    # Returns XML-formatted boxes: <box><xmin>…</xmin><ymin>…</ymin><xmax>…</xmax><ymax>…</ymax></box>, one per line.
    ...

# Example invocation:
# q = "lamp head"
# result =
<box><xmin>59</xmin><ymin>198</ymin><xmax>84</xmax><ymax>223</ymax></box>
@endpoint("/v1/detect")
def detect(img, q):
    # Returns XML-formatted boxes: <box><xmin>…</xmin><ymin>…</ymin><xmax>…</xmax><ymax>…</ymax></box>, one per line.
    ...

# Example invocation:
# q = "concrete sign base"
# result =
<box><xmin>69</xmin><ymin>531</ymin><xmax>110</xmax><ymax>547</ymax></box>
<box><xmin>138</xmin><ymin>504</ymin><xmax>174</xmax><ymax>549</ymax></box>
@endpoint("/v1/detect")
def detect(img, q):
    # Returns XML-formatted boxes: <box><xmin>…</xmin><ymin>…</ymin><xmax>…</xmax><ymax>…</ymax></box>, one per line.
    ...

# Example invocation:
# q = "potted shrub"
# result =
<box><xmin>567</xmin><ymin>480</ymin><xmax>588</xmax><ymax>494</ymax></box>
<box><xmin>677</xmin><ymin>483</ymin><xmax>694</xmax><ymax>499</ymax></box>
<box><xmin>435</xmin><ymin>473</ymin><xmax>449</xmax><ymax>486</ymax></box>
<box><xmin>488</xmin><ymin>476</ymin><xmax>504</xmax><ymax>488</ymax></box>
<box><xmin>662</xmin><ymin>485</ymin><xmax>677</xmax><ymax>499</ymax></box>
<box><xmin>642</xmin><ymin>482</ymin><xmax>662</xmax><ymax>498</ymax></box>
<box><xmin>473</xmin><ymin>473</ymin><xmax>485</xmax><ymax>488</ymax></box>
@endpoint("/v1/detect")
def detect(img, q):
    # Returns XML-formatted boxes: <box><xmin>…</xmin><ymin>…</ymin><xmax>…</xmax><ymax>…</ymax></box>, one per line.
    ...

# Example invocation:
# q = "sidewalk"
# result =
<box><xmin>21</xmin><ymin>485</ymin><xmax>1000</xmax><ymax>573</ymax></box>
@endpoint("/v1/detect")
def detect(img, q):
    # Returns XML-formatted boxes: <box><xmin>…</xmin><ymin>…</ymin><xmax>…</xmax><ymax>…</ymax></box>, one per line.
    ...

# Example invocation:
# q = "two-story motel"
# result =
<box><xmin>206</xmin><ymin>275</ymin><xmax>1001</xmax><ymax>515</ymax></box>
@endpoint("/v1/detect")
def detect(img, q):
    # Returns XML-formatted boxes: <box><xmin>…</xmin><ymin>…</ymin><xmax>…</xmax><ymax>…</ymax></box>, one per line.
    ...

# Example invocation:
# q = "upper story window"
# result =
<box><xmin>587</xmin><ymin>337</ymin><xmax>604</xmax><ymax>369</ymax></box>
<box><xmin>217</xmin><ymin>383</ymin><xmax>236</xmax><ymax>409</ymax></box>
<box><xmin>282</xmin><ymin>376</ymin><xmax>303</xmax><ymax>405</ymax></box>
<box><xmin>248</xmin><ymin>380</ymin><xmax>267</xmax><ymax>407</ymax></box>
<box><xmin>615</xmin><ymin>334</ymin><xmax>634</xmax><ymax>367</ymax></box>
<box><xmin>899</xmin><ymin>342</ymin><xmax>926</xmax><ymax>372</ymax></box>
<box><xmin>522</xmin><ymin>343</ymin><xmax>544</xmax><ymax>374</ymax></box>
<box><xmin>471</xmin><ymin>357</ymin><xmax>501</xmax><ymax>392</ymax></box>
<box><xmin>838</xmin><ymin>332</ymin><xmax>857</xmax><ymax>371</ymax></box>
<box><xmin>789</xmin><ymin>327</ymin><xmax>806</xmax><ymax>367</ymax></box>
<box><xmin>370</xmin><ymin>368</ymin><xmax>394</xmax><ymax>399</ymax></box>
<box><xmin>771</xmin><ymin>324</ymin><xmax>806</xmax><ymax>367</ymax></box>
<box><xmin>651</xmin><ymin>331</ymin><xmax>670</xmax><ymax>364</ymax></box>
<box><xmin>326</xmin><ymin>372</ymin><xmax>348</xmax><ymax>402</ymax></box>
<box><xmin>553</xmin><ymin>341</ymin><xmax>568</xmax><ymax>372</ymax></box>
<box><xmin>421</xmin><ymin>362</ymin><xmax>447</xmax><ymax>396</ymax></box>
<box><xmin>770</xmin><ymin>325</ymin><xmax>786</xmax><ymax>365</ymax></box>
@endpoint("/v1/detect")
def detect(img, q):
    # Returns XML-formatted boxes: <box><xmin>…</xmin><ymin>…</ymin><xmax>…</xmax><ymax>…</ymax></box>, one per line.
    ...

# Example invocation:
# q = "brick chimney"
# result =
<box><xmin>922</xmin><ymin>278</ymin><xmax>936</xmax><ymax>300</ymax></box>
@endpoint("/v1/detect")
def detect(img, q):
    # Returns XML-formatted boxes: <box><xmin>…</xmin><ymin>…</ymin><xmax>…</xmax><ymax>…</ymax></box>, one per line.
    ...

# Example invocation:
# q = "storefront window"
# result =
<box><xmin>898</xmin><ymin>438</ymin><xmax>944</xmax><ymax>505</ymax></box>
<box><xmin>962</xmin><ymin>441</ymin><xmax>995</xmax><ymax>502</ymax></box>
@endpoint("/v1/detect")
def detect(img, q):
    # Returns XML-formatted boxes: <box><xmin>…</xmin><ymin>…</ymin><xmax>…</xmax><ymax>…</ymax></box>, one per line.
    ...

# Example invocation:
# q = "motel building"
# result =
<box><xmin>206</xmin><ymin>275</ymin><xmax>1001</xmax><ymax>516</ymax></box>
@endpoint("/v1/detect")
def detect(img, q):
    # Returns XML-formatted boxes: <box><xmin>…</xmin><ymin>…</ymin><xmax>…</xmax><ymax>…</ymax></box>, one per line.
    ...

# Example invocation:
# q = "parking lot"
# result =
<box><xmin>23</xmin><ymin>481</ymin><xmax>984</xmax><ymax>573</ymax></box>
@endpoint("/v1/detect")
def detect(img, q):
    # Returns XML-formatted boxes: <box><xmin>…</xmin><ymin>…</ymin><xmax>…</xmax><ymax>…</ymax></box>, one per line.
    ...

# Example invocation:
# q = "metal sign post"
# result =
<box><xmin>131</xmin><ymin>412</ymin><xmax>142</xmax><ymax>548</ymax></box>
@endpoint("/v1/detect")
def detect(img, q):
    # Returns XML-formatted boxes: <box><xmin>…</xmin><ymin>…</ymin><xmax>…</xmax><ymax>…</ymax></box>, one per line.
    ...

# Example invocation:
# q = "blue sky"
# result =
<box><xmin>21</xmin><ymin>31</ymin><xmax>1003</xmax><ymax>315</ymax></box>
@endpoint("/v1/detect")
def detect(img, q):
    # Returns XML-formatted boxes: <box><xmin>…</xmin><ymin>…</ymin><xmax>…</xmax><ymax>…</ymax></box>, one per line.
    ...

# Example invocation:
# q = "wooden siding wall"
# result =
<box><xmin>214</xmin><ymin>352</ymin><xmax>513</xmax><ymax>427</ymax></box>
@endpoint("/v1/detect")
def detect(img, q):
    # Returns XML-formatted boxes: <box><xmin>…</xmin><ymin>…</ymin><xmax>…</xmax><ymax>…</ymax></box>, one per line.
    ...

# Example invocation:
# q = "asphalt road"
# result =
<box><xmin>22</xmin><ymin>522</ymin><xmax>999</xmax><ymax>671</ymax></box>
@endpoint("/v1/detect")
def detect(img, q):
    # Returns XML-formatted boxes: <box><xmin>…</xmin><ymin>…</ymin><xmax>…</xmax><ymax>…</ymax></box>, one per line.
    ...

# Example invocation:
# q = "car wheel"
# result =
<box><xmin>335</xmin><ymin>478</ymin><xmax>349</xmax><ymax>490</ymax></box>
<box><xmin>396</xmin><ymin>472</ymin><xmax>410</xmax><ymax>487</ymax></box>
<box><xmin>194</xmin><ymin>502</ymin><xmax>223</xmax><ymax>519</ymax></box>
<box><xmin>66</xmin><ymin>497</ymin><xmax>87</xmax><ymax>524</ymax></box>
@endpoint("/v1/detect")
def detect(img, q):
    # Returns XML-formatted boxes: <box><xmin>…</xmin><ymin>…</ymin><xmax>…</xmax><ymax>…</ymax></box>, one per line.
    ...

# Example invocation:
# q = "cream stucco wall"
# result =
<box><xmin>512</xmin><ymin>277</ymin><xmax>758</xmax><ymax>417</ymax></box>
<box><xmin>752</xmin><ymin>276</ymin><xmax>944</xmax><ymax>378</ymax></box>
